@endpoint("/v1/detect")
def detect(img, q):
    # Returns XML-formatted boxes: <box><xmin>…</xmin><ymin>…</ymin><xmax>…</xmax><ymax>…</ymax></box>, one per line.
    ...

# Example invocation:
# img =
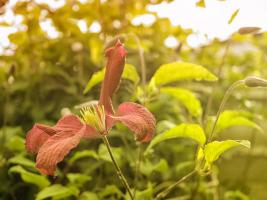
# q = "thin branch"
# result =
<box><xmin>155</xmin><ymin>170</ymin><xmax>196</xmax><ymax>200</ymax></box>
<box><xmin>102</xmin><ymin>135</ymin><xmax>134</xmax><ymax>200</ymax></box>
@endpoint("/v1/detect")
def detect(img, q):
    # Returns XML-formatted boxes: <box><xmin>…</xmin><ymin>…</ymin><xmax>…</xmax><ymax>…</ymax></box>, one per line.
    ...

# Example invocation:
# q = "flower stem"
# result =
<box><xmin>207</xmin><ymin>80</ymin><xmax>245</xmax><ymax>142</ymax></box>
<box><xmin>102</xmin><ymin>135</ymin><xmax>134</xmax><ymax>200</ymax></box>
<box><xmin>155</xmin><ymin>170</ymin><xmax>196</xmax><ymax>200</ymax></box>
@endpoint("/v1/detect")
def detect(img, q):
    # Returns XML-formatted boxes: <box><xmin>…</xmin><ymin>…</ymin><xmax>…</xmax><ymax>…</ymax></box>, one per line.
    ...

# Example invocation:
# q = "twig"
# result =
<box><xmin>207</xmin><ymin>80</ymin><xmax>244</xmax><ymax>142</ymax></box>
<box><xmin>155</xmin><ymin>170</ymin><xmax>196</xmax><ymax>200</ymax></box>
<box><xmin>102</xmin><ymin>135</ymin><xmax>134</xmax><ymax>200</ymax></box>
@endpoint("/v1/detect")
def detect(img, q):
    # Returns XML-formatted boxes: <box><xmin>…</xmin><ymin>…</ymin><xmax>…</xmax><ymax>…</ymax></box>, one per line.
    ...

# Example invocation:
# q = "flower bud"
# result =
<box><xmin>238</xmin><ymin>27</ymin><xmax>261</xmax><ymax>35</ymax></box>
<box><xmin>244</xmin><ymin>76</ymin><xmax>267</xmax><ymax>87</ymax></box>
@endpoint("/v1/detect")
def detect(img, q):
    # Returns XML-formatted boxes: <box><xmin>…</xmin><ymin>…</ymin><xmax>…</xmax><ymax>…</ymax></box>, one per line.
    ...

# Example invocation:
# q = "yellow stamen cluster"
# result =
<box><xmin>80</xmin><ymin>105</ymin><xmax>106</xmax><ymax>134</ymax></box>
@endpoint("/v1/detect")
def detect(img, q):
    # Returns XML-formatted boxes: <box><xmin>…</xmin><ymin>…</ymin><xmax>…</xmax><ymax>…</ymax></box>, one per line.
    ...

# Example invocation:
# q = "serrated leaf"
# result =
<box><xmin>83</xmin><ymin>64</ymin><xmax>140</xmax><ymax>94</ymax></box>
<box><xmin>228</xmin><ymin>9</ymin><xmax>240</xmax><ymax>24</ymax></box>
<box><xmin>151</xmin><ymin>62</ymin><xmax>217</xmax><ymax>86</ymax></box>
<box><xmin>36</xmin><ymin>184</ymin><xmax>79</xmax><ymax>200</ymax></box>
<box><xmin>146</xmin><ymin>124</ymin><xmax>206</xmax><ymax>154</ymax></box>
<box><xmin>9</xmin><ymin>166</ymin><xmax>50</xmax><ymax>189</ymax></box>
<box><xmin>69</xmin><ymin>150</ymin><xmax>98</xmax><ymax>164</ymax></box>
<box><xmin>215</xmin><ymin>110</ymin><xmax>263</xmax><ymax>134</ymax></box>
<box><xmin>161</xmin><ymin>87</ymin><xmax>202</xmax><ymax>117</ymax></box>
<box><xmin>204</xmin><ymin>140</ymin><xmax>250</xmax><ymax>164</ymax></box>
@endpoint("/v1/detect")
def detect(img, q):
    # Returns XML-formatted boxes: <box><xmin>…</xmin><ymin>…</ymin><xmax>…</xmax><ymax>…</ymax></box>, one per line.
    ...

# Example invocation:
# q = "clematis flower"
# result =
<box><xmin>25</xmin><ymin>40</ymin><xmax>156</xmax><ymax>176</ymax></box>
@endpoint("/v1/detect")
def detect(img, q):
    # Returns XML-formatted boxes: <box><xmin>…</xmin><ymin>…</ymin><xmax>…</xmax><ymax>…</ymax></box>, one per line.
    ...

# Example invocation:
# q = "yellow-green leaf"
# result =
<box><xmin>228</xmin><ymin>9</ymin><xmax>240</xmax><ymax>24</ymax></box>
<box><xmin>215</xmin><ymin>110</ymin><xmax>263</xmax><ymax>134</ymax></box>
<box><xmin>146</xmin><ymin>123</ymin><xmax>206</xmax><ymax>154</ymax></box>
<box><xmin>161</xmin><ymin>87</ymin><xmax>202</xmax><ymax>117</ymax></box>
<box><xmin>151</xmin><ymin>62</ymin><xmax>217</xmax><ymax>86</ymax></box>
<box><xmin>204</xmin><ymin>140</ymin><xmax>250</xmax><ymax>164</ymax></box>
<box><xmin>9</xmin><ymin>166</ymin><xmax>50</xmax><ymax>189</ymax></box>
<box><xmin>36</xmin><ymin>184</ymin><xmax>79</xmax><ymax>200</ymax></box>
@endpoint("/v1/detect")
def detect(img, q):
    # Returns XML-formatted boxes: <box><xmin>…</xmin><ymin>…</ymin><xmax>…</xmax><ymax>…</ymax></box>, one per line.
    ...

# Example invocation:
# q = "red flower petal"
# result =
<box><xmin>112</xmin><ymin>102</ymin><xmax>156</xmax><ymax>142</ymax></box>
<box><xmin>99</xmin><ymin>40</ymin><xmax>127</xmax><ymax>114</ymax></box>
<box><xmin>36</xmin><ymin>125</ymin><xmax>87</xmax><ymax>175</ymax></box>
<box><xmin>25</xmin><ymin>115</ymin><xmax>99</xmax><ymax>155</ymax></box>
<box><xmin>25</xmin><ymin>124</ymin><xmax>53</xmax><ymax>154</ymax></box>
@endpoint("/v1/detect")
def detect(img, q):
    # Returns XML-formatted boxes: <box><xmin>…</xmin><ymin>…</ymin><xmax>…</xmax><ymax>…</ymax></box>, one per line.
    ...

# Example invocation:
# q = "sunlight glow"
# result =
<box><xmin>164</xmin><ymin>36</ymin><xmax>179</xmax><ymax>48</ymax></box>
<box><xmin>132</xmin><ymin>14</ymin><xmax>156</xmax><ymax>27</ymax></box>
<box><xmin>89</xmin><ymin>21</ymin><xmax>101</xmax><ymax>33</ymax></box>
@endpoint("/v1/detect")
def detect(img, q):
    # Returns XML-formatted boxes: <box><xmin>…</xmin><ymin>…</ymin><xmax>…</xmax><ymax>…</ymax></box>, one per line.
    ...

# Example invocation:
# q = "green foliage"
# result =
<box><xmin>9</xmin><ymin>165</ymin><xmax>50</xmax><ymax>189</ymax></box>
<box><xmin>1</xmin><ymin>0</ymin><xmax>267</xmax><ymax>199</ymax></box>
<box><xmin>161</xmin><ymin>87</ymin><xmax>203</xmax><ymax>117</ymax></box>
<box><xmin>215</xmin><ymin>110</ymin><xmax>263</xmax><ymax>134</ymax></box>
<box><xmin>204</xmin><ymin>140</ymin><xmax>250</xmax><ymax>164</ymax></box>
<box><xmin>151</xmin><ymin>61</ymin><xmax>218</xmax><ymax>86</ymax></box>
<box><xmin>146</xmin><ymin>123</ymin><xmax>206</xmax><ymax>154</ymax></box>
<box><xmin>36</xmin><ymin>184</ymin><xmax>79</xmax><ymax>200</ymax></box>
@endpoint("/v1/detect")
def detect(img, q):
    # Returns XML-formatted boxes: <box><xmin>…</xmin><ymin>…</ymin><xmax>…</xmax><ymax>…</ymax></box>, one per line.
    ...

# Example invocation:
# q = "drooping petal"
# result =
<box><xmin>99</xmin><ymin>40</ymin><xmax>127</xmax><ymax>114</ymax></box>
<box><xmin>111</xmin><ymin>102</ymin><xmax>156</xmax><ymax>142</ymax></box>
<box><xmin>25</xmin><ymin>115</ymin><xmax>99</xmax><ymax>155</ymax></box>
<box><xmin>36</xmin><ymin>125</ymin><xmax>87</xmax><ymax>175</ymax></box>
<box><xmin>25</xmin><ymin>124</ymin><xmax>54</xmax><ymax>154</ymax></box>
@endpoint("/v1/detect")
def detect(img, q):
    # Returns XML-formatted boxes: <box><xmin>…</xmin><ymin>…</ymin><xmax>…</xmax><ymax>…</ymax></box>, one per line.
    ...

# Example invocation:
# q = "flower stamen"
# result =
<box><xmin>80</xmin><ymin>105</ymin><xmax>106</xmax><ymax>134</ymax></box>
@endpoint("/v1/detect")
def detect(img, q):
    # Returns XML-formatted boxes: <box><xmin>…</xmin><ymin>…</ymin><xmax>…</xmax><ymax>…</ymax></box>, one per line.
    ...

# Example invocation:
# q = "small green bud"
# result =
<box><xmin>244</xmin><ymin>76</ymin><xmax>267</xmax><ymax>88</ymax></box>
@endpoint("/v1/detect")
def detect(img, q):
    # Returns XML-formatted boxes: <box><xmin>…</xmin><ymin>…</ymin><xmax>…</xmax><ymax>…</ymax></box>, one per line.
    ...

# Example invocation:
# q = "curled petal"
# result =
<box><xmin>113</xmin><ymin>102</ymin><xmax>156</xmax><ymax>142</ymax></box>
<box><xmin>25</xmin><ymin>115</ymin><xmax>99</xmax><ymax>155</ymax></box>
<box><xmin>25</xmin><ymin>124</ymin><xmax>54</xmax><ymax>154</ymax></box>
<box><xmin>99</xmin><ymin>40</ymin><xmax>127</xmax><ymax>114</ymax></box>
<box><xmin>36</xmin><ymin>126</ymin><xmax>87</xmax><ymax>175</ymax></box>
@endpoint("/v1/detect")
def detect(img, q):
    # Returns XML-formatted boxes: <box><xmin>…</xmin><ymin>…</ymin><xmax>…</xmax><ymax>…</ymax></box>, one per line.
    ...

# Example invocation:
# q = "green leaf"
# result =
<box><xmin>135</xmin><ymin>183</ymin><xmax>153</xmax><ymax>200</ymax></box>
<box><xmin>69</xmin><ymin>150</ymin><xmax>98</xmax><ymax>164</ymax></box>
<box><xmin>98</xmin><ymin>144</ymin><xmax>122</xmax><ymax>164</ymax></box>
<box><xmin>83</xmin><ymin>64</ymin><xmax>140</xmax><ymax>94</ymax></box>
<box><xmin>121</xmin><ymin>64</ymin><xmax>140</xmax><ymax>85</ymax></box>
<box><xmin>151</xmin><ymin>62</ymin><xmax>217</xmax><ymax>86</ymax></box>
<box><xmin>215</xmin><ymin>110</ymin><xmax>263</xmax><ymax>134</ymax></box>
<box><xmin>79</xmin><ymin>192</ymin><xmax>99</xmax><ymax>200</ymax></box>
<box><xmin>161</xmin><ymin>87</ymin><xmax>202</xmax><ymax>117</ymax></box>
<box><xmin>204</xmin><ymin>140</ymin><xmax>250</xmax><ymax>164</ymax></box>
<box><xmin>9</xmin><ymin>166</ymin><xmax>50</xmax><ymax>189</ymax></box>
<box><xmin>146</xmin><ymin>124</ymin><xmax>206</xmax><ymax>154</ymax></box>
<box><xmin>83</xmin><ymin>70</ymin><xmax>104</xmax><ymax>94</ymax></box>
<box><xmin>99</xmin><ymin>185</ymin><xmax>124</xmax><ymax>199</ymax></box>
<box><xmin>67</xmin><ymin>173</ymin><xmax>91</xmax><ymax>188</ymax></box>
<box><xmin>141</xmin><ymin>159</ymin><xmax>169</xmax><ymax>176</ymax></box>
<box><xmin>36</xmin><ymin>184</ymin><xmax>79</xmax><ymax>200</ymax></box>
<box><xmin>8</xmin><ymin>155</ymin><xmax>35</xmax><ymax>168</ymax></box>
<box><xmin>228</xmin><ymin>9</ymin><xmax>240</xmax><ymax>24</ymax></box>
<box><xmin>5</xmin><ymin>136</ymin><xmax>25</xmax><ymax>151</ymax></box>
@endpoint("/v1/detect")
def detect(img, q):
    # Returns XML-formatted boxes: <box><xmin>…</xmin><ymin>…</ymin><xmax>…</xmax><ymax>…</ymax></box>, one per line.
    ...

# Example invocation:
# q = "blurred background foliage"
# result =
<box><xmin>0</xmin><ymin>0</ymin><xmax>267</xmax><ymax>199</ymax></box>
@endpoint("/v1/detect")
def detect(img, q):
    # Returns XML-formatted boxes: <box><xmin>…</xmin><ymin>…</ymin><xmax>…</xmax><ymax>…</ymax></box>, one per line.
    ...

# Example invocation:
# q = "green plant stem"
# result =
<box><xmin>155</xmin><ymin>170</ymin><xmax>196</xmax><ymax>200</ymax></box>
<box><xmin>207</xmin><ymin>80</ymin><xmax>245</xmax><ymax>142</ymax></box>
<box><xmin>102</xmin><ymin>135</ymin><xmax>134</xmax><ymax>200</ymax></box>
<box><xmin>133</xmin><ymin>143</ymin><xmax>142</xmax><ymax>198</ymax></box>
<box><xmin>204</xmin><ymin>40</ymin><xmax>230</xmax><ymax>122</ymax></box>
<box><xmin>128</xmin><ymin>33</ymin><xmax>147</xmax><ymax>198</ymax></box>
